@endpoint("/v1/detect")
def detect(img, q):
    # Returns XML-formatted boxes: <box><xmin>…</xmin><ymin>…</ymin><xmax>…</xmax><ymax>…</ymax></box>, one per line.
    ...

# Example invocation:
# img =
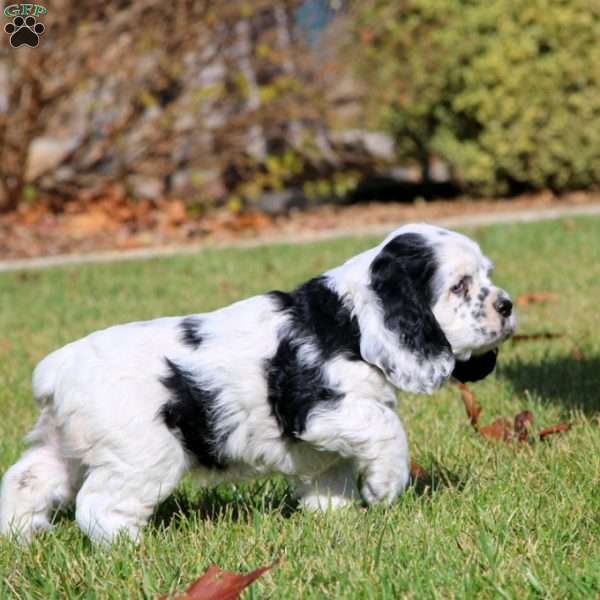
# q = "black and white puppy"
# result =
<box><xmin>0</xmin><ymin>224</ymin><xmax>515</xmax><ymax>544</ymax></box>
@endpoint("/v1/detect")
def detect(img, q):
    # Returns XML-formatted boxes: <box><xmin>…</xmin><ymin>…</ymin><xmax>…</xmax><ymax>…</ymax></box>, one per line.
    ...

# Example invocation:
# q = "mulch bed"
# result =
<box><xmin>0</xmin><ymin>190</ymin><xmax>596</xmax><ymax>260</ymax></box>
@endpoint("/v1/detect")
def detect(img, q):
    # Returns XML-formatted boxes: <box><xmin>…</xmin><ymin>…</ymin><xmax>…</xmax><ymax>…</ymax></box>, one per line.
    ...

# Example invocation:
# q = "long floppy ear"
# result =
<box><xmin>452</xmin><ymin>349</ymin><xmax>497</xmax><ymax>383</ymax></box>
<box><xmin>357</xmin><ymin>233</ymin><xmax>455</xmax><ymax>394</ymax></box>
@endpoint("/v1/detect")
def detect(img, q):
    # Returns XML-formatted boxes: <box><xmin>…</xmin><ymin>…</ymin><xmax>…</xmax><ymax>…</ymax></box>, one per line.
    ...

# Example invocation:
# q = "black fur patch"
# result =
<box><xmin>452</xmin><ymin>349</ymin><xmax>498</xmax><ymax>383</ymax></box>
<box><xmin>369</xmin><ymin>233</ymin><xmax>451</xmax><ymax>360</ymax></box>
<box><xmin>269</xmin><ymin>277</ymin><xmax>361</xmax><ymax>360</ymax></box>
<box><xmin>159</xmin><ymin>359</ymin><xmax>227</xmax><ymax>469</ymax></box>
<box><xmin>265</xmin><ymin>338</ymin><xmax>343</xmax><ymax>438</ymax></box>
<box><xmin>478</xmin><ymin>287</ymin><xmax>490</xmax><ymax>302</ymax></box>
<box><xmin>179</xmin><ymin>317</ymin><xmax>203</xmax><ymax>349</ymax></box>
<box><xmin>266</xmin><ymin>277</ymin><xmax>357</xmax><ymax>438</ymax></box>
<box><xmin>268</xmin><ymin>290</ymin><xmax>294</xmax><ymax>311</ymax></box>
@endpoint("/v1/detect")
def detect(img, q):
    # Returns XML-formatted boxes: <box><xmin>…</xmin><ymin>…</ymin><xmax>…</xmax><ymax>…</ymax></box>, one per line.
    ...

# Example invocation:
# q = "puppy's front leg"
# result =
<box><xmin>300</xmin><ymin>400</ymin><xmax>410</xmax><ymax>506</ymax></box>
<box><xmin>295</xmin><ymin>460</ymin><xmax>360</xmax><ymax>511</ymax></box>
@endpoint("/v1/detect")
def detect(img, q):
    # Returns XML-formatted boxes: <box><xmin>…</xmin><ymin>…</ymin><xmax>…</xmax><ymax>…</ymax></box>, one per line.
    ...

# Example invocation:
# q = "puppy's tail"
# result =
<box><xmin>31</xmin><ymin>345</ymin><xmax>72</xmax><ymax>404</ymax></box>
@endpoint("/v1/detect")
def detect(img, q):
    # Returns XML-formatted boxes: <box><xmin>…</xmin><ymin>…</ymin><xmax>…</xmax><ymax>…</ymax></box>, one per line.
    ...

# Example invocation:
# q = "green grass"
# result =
<box><xmin>1</xmin><ymin>216</ymin><xmax>600</xmax><ymax>599</ymax></box>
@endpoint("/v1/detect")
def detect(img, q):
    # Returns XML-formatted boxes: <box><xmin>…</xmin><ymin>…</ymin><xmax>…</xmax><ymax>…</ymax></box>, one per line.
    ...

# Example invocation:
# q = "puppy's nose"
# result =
<box><xmin>494</xmin><ymin>297</ymin><xmax>513</xmax><ymax>318</ymax></box>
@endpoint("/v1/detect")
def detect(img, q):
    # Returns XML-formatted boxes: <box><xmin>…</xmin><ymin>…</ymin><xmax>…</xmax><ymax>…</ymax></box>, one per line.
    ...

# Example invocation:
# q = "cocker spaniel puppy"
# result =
<box><xmin>0</xmin><ymin>224</ymin><xmax>515</xmax><ymax>544</ymax></box>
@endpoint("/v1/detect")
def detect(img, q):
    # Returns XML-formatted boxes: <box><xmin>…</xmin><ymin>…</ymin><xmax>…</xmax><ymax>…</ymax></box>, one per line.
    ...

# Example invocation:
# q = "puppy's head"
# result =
<box><xmin>426</xmin><ymin>226</ymin><xmax>516</xmax><ymax>382</ymax></box>
<box><xmin>427</xmin><ymin>227</ymin><xmax>515</xmax><ymax>354</ymax></box>
<box><xmin>335</xmin><ymin>224</ymin><xmax>516</xmax><ymax>392</ymax></box>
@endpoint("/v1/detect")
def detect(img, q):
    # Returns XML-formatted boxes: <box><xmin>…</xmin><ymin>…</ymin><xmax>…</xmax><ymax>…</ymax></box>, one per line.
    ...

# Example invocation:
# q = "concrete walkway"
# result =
<box><xmin>1</xmin><ymin>202</ymin><xmax>600</xmax><ymax>273</ymax></box>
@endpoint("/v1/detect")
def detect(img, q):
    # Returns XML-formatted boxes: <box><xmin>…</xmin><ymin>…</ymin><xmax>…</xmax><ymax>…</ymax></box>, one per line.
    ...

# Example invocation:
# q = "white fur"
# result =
<box><xmin>0</xmin><ymin>223</ymin><xmax>515</xmax><ymax>544</ymax></box>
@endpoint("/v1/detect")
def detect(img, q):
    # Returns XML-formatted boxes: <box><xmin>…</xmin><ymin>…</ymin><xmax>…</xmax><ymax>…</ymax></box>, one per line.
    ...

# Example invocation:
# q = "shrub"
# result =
<box><xmin>351</xmin><ymin>0</ymin><xmax>600</xmax><ymax>195</ymax></box>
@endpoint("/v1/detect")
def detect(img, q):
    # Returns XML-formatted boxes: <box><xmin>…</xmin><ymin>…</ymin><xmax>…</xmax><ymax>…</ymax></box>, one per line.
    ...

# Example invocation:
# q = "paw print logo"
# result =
<box><xmin>5</xmin><ymin>15</ymin><xmax>45</xmax><ymax>48</ymax></box>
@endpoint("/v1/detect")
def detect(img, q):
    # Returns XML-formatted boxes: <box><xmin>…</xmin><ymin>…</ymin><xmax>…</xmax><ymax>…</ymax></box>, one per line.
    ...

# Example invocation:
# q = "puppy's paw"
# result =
<box><xmin>298</xmin><ymin>491</ymin><xmax>357</xmax><ymax>512</ymax></box>
<box><xmin>361</xmin><ymin>462</ymin><xmax>410</xmax><ymax>505</ymax></box>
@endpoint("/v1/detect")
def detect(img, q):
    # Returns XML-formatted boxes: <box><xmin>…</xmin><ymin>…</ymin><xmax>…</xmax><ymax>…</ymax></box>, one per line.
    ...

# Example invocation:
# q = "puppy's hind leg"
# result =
<box><xmin>75</xmin><ymin>433</ymin><xmax>187</xmax><ymax>545</ymax></box>
<box><xmin>0</xmin><ymin>410</ymin><xmax>77</xmax><ymax>542</ymax></box>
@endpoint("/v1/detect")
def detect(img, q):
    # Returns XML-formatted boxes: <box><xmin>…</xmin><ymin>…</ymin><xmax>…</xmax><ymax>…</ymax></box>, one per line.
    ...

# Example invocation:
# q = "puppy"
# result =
<box><xmin>0</xmin><ymin>224</ymin><xmax>515</xmax><ymax>544</ymax></box>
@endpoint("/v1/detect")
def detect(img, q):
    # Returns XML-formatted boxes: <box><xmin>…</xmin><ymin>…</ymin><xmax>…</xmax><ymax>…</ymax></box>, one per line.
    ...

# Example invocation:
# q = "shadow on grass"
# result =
<box><xmin>152</xmin><ymin>482</ymin><xmax>297</xmax><ymax>530</ymax></box>
<box><xmin>33</xmin><ymin>487</ymin><xmax>294</xmax><ymax>543</ymax></box>
<box><xmin>153</xmin><ymin>459</ymin><xmax>466</xmax><ymax>530</ymax></box>
<box><xmin>501</xmin><ymin>354</ymin><xmax>600</xmax><ymax>414</ymax></box>
<box><xmin>45</xmin><ymin>464</ymin><xmax>463</xmax><ymax>537</ymax></box>
<box><xmin>50</xmin><ymin>506</ymin><xmax>75</xmax><ymax>527</ymax></box>
<box><xmin>409</xmin><ymin>457</ymin><xmax>466</xmax><ymax>497</ymax></box>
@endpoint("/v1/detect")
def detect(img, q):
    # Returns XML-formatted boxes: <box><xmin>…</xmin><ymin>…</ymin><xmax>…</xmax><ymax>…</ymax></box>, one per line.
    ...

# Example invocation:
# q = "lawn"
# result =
<box><xmin>1</xmin><ymin>216</ymin><xmax>599</xmax><ymax>599</ymax></box>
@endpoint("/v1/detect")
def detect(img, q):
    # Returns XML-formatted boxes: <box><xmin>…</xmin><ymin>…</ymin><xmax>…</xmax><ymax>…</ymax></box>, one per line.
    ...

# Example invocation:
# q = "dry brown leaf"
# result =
<box><xmin>511</xmin><ymin>332</ymin><xmax>564</xmax><ymax>342</ymax></box>
<box><xmin>116</xmin><ymin>236</ymin><xmax>147</xmax><ymax>250</ymax></box>
<box><xmin>61</xmin><ymin>210</ymin><xmax>117</xmax><ymax>236</ymax></box>
<box><xmin>539</xmin><ymin>423</ymin><xmax>571</xmax><ymax>441</ymax></box>
<box><xmin>227</xmin><ymin>212</ymin><xmax>273</xmax><ymax>233</ymax></box>
<box><xmin>18</xmin><ymin>203</ymin><xmax>47</xmax><ymax>226</ymax></box>
<box><xmin>514</xmin><ymin>410</ymin><xmax>534</xmax><ymax>442</ymax></box>
<box><xmin>163</xmin><ymin>199</ymin><xmax>187</xmax><ymax>226</ymax></box>
<box><xmin>455</xmin><ymin>384</ymin><xmax>569</xmax><ymax>446</ymax></box>
<box><xmin>571</xmin><ymin>348</ymin><xmax>585</xmax><ymax>361</ymax></box>
<box><xmin>160</xmin><ymin>563</ymin><xmax>274</xmax><ymax>600</ymax></box>
<box><xmin>515</xmin><ymin>292</ymin><xmax>559</xmax><ymax>307</ymax></box>
<box><xmin>112</xmin><ymin>206</ymin><xmax>136</xmax><ymax>223</ymax></box>
<box><xmin>479</xmin><ymin>418</ymin><xmax>513</xmax><ymax>442</ymax></box>
<box><xmin>456</xmin><ymin>382</ymin><xmax>481</xmax><ymax>428</ymax></box>
<box><xmin>410</xmin><ymin>461</ymin><xmax>426</xmax><ymax>480</ymax></box>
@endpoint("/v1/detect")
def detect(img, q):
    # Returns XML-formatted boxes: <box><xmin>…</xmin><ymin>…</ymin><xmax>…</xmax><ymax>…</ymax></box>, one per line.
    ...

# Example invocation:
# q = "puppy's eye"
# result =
<box><xmin>451</xmin><ymin>277</ymin><xmax>469</xmax><ymax>295</ymax></box>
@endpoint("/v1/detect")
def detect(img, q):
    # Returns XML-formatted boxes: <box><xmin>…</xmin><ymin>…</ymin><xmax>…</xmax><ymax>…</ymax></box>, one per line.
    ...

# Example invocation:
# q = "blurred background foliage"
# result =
<box><xmin>351</xmin><ymin>0</ymin><xmax>600</xmax><ymax>195</ymax></box>
<box><xmin>0</xmin><ymin>0</ymin><xmax>599</xmax><ymax>215</ymax></box>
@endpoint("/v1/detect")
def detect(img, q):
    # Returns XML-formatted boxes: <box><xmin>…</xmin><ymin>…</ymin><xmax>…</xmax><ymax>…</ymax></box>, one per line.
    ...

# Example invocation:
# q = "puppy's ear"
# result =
<box><xmin>452</xmin><ymin>349</ymin><xmax>497</xmax><ymax>383</ymax></box>
<box><xmin>358</xmin><ymin>233</ymin><xmax>454</xmax><ymax>394</ymax></box>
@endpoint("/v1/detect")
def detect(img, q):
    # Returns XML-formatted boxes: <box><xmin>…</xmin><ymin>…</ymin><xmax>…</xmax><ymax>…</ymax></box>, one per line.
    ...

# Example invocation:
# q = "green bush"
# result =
<box><xmin>352</xmin><ymin>0</ymin><xmax>600</xmax><ymax>195</ymax></box>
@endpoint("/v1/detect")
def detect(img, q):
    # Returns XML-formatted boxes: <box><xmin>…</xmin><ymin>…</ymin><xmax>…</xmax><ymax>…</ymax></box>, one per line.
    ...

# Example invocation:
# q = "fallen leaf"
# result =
<box><xmin>454</xmin><ymin>385</ymin><xmax>570</xmax><ymax>446</ymax></box>
<box><xmin>112</xmin><ymin>205</ymin><xmax>136</xmax><ymax>223</ymax></box>
<box><xmin>62</xmin><ymin>210</ymin><xmax>116</xmax><ymax>237</ymax></box>
<box><xmin>479</xmin><ymin>418</ymin><xmax>513</xmax><ymax>441</ymax></box>
<box><xmin>511</xmin><ymin>333</ymin><xmax>564</xmax><ymax>342</ymax></box>
<box><xmin>514</xmin><ymin>410</ymin><xmax>534</xmax><ymax>442</ymax></box>
<box><xmin>456</xmin><ymin>382</ymin><xmax>481</xmax><ymax>428</ymax></box>
<box><xmin>18</xmin><ymin>203</ymin><xmax>47</xmax><ymax>226</ymax></box>
<box><xmin>163</xmin><ymin>199</ymin><xmax>187</xmax><ymax>226</ymax></box>
<box><xmin>116</xmin><ymin>236</ymin><xmax>146</xmax><ymax>250</ymax></box>
<box><xmin>539</xmin><ymin>423</ymin><xmax>571</xmax><ymax>441</ymax></box>
<box><xmin>160</xmin><ymin>563</ymin><xmax>274</xmax><ymax>600</ymax></box>
<box><xmin>410</xmin><ymin>462</ymin><xmax>426</xmax><ymax>480</ymax></box>
<box><xmin>515</xmin><ymin>292</ymin><xmax>559</xmax><ymax>307</ymax></box>
<box><xmin>571</xmin><ymin>348</ymin><xmax>585</xmax><ymax>361</ymax></box>
<box><xmin>227</xmin><ymin>212</ymin><xmax>273</xmax><ymax>233</ymax></box>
